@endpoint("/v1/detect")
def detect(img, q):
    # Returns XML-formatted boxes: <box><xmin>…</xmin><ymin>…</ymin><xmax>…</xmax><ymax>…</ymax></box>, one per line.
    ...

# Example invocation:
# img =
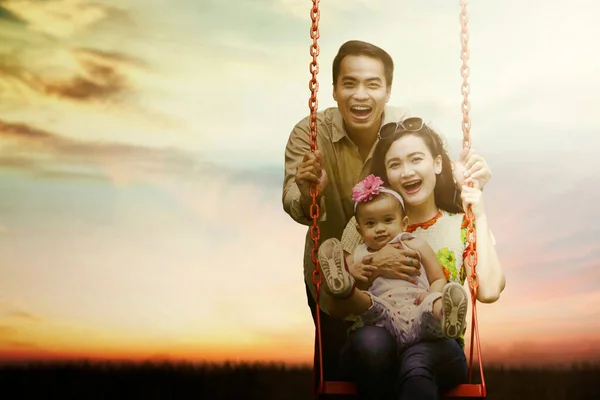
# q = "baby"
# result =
<box><xmin>318</xmin><ymin>174</ymin><xmax>468</xmax><ymax>348</ymax></box>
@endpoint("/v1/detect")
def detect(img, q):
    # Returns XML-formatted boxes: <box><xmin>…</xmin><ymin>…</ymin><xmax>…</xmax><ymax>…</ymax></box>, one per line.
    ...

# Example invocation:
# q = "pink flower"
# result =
<box><xmin>352</xmin><ymin>174</ymin><xmax>385</xmax><ymax>204</ymax></box>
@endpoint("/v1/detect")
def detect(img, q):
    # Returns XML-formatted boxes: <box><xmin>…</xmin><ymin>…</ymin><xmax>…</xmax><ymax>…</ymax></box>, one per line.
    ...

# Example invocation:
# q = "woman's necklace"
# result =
<box><xmin>407</xmin><ymin>210</ymin><xmax>442</xmax><ymax>233</ymax></box>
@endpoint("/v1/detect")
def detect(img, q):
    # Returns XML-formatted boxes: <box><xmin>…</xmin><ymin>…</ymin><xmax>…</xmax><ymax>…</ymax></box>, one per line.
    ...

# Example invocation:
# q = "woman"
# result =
<box><xmin>325</xmin><ymin>117</ymin><xmax>505</xmax><ymax>400</ymax></box>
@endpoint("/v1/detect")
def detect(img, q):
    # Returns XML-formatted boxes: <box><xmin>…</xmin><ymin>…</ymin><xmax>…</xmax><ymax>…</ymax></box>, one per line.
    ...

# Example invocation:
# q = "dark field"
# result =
<box><xmin>0</xmin><ymin>361</ymin><xmax>598</xmax><ymax>400</ymax></box>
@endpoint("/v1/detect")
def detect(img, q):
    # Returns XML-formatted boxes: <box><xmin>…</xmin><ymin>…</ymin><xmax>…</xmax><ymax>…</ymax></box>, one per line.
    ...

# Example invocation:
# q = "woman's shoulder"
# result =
<box><xmin>437</xmin><ymin>210</ymin><xmax>467</xmax><ymax>226</ymax></box>
<box><xmin>441</xmin><ymin>209</ymin><xmax>464</xmax><ymax>218</ymax></box>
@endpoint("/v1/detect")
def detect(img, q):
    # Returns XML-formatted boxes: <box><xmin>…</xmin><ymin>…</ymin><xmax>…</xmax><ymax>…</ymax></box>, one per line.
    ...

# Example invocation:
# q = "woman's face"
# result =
<box><xmin>384</xmin><ymin>134</ymin><xmax>442</xmax><ymax>207</ymax></box>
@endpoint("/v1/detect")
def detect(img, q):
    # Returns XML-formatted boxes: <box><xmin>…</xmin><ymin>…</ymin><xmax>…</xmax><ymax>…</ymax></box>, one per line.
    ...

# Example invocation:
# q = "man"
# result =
<box><xmin>282</xmin><ymin>40</ymin><xmax>417</xmax><ymax>381</ymax></box>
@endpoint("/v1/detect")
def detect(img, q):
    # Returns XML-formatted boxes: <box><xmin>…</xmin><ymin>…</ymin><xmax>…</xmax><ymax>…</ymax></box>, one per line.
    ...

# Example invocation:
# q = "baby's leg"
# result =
<box><xmin>428</xmin><ymin>282</ymin><xmax>469</xmax><ymax>339</ymax></box>
<box><xmin>415</xmin><ymin>291</ymin><xmax>444</xmax><ymax>340</ymax></box>
<box><xmin>360</xmin><ymin>292</ymin><xmax>406</xmax><ymax>345</ymax></box>
<box><xmin>318</xmin><ymin>238</ymin><xmax>373</xmax><ymax>316</ymax></box>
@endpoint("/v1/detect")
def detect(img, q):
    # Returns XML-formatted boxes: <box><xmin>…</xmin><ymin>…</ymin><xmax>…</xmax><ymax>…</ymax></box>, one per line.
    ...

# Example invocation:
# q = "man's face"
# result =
<box><xmin>333</xmin><ymin>55</ymin><xmax>391</xmax><ymax>135</ymax></box>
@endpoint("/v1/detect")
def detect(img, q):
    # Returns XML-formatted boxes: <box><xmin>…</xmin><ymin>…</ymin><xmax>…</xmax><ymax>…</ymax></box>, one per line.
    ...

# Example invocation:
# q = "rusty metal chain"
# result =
<box><xmin>459</xmin><ymin>0</ymin><xmax>479</xmax><ymax>296</ymax></box>
<box><xmin>307</xmin><ymin>1</ymin><xmax>324</xmax><ymax>393</ymax></box>
<box><xmin>308</xmin><ymin>0</ymin><xmax>322</xmax><ymax>290</ymax></box>
<box><xmin>460</xmin><ymin>0</ymin><xmax>472</xmax><ymax>150</ymax></box>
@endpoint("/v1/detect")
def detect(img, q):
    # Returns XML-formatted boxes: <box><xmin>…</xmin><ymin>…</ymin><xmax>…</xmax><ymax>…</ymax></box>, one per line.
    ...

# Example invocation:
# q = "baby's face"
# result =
<box><xmin>356</xmin><ymin>195</ymin><xmax>407</xmax><ymax>251</ymax></box>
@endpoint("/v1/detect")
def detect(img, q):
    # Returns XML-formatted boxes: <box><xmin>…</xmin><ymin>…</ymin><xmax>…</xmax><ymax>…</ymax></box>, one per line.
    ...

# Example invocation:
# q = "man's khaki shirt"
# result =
<box><xmin>282</xmin><ymin>105</ymin><xmax>410</xmax><ymax>299</ymax></box>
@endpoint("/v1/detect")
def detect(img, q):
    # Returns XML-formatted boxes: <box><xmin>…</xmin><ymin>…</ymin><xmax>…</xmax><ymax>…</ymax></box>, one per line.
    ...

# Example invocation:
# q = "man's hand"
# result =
<box><xmin>363</xmin><ymin>243</ymin><xmax>421</xmax><ymax>284</ymax></box>
<box><xmin>453</xmin><ymin>148</ymin><xmax>491</xmax><ymax>190</ymax></box>
<box><xmin>295</xmin><ymin>150</ymin><xmax>328</xmax><ymax>199</ymax></box>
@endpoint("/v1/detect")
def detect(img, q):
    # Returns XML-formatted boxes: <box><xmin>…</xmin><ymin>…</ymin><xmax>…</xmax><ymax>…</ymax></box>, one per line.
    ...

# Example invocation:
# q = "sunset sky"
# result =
<box><xmin>1</xmin><ymin>0</ymin><xmax>599</xmax><ymax>368</ymax></box>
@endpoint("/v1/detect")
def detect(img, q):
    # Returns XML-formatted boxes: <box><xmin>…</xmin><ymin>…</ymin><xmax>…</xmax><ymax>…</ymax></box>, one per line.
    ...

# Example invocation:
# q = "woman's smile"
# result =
<box><xmin>402</xmin><ymin>179</ymin><xmax>423</xmax><ymax>195</ymax></box>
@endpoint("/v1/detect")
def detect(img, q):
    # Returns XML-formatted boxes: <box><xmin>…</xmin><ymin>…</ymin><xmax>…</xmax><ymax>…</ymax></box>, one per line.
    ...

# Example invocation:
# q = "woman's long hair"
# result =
<box><xmin>371</xmin><ymin>125</ymin><xmax>464</xmax><ymax>214</ymax></box>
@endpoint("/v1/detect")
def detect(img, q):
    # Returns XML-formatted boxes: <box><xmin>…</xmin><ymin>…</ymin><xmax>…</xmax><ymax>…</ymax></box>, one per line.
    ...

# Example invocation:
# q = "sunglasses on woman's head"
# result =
<box><xmin>378</xmin><ymin>117</ymin><xmax>425</xmax><ymax>140</ymax></box>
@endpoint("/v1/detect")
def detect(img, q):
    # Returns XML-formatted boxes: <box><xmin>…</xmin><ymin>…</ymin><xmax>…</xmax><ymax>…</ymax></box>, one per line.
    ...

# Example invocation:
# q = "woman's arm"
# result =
<box><xmin>404</xmin><ymin>238</ymin><xmax>446</xmax><ymax>293</ymax></box>
<box><xmin>461</xmin><ymin>186</ymin><xmax>506</xmax><ymax>303</ymax></box>
<box><xmin>341</xmin><ymin>216</ymin><xmax>421</xmax><ymax>284</ymax></box>
<box><xmin>365</xmin><ymin>244</ymin><xmax>422</xmax><ymax>284</ymax></box>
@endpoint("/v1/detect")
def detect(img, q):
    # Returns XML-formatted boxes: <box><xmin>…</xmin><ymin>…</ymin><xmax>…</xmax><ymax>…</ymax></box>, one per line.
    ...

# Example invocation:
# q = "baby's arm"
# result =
<box><xmin>404</xmin><ymin>238</ymin><xmax>446</xmax><ymax>293</ymax></box>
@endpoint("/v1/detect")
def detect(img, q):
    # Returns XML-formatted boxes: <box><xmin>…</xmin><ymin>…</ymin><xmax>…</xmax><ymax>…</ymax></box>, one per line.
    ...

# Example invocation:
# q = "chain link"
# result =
<box><xmin>308</xmin><ymin>0</ymin><xmax>322</xmax><ymax>290</ymax></box>
<box><xmin>459</xmin><ymin>0</ymin><xmax>479</xmax><ymax>298</ymax></box>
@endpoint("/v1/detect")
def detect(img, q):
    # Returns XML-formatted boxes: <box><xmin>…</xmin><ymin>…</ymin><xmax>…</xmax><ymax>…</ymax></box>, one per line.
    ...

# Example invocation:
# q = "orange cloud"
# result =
<box><xmin>1</xmin><ymin>122</ymin><xmax>599</xmax><ymax>369</ymax></box>
<box><xmin>7</xmin><ymin>311</ymin><xmax>41</xmax><ymax>322</ymax></box>
<box><xmin>0</xmin><ymin>118</ymin><xmax>194</xmax><ymax>184</ymax></box>
<box><xmin>0</xmin><ymin>301</ymin><xmax>41</xmax><ymax>321</ymax></box>
<box><xmin>0</xmin><ymin>48</ymin><xmax>142</xmax><ymax>103</ymax></box>
<box><xmin>1</xmin><ymin>0</ymin><xmax>122</xmax><ymax>39</ymax></box>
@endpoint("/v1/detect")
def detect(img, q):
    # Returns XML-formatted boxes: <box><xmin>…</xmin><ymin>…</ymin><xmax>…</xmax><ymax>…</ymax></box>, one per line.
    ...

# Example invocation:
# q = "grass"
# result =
<box><xmin>0</xmin><ymin>361</ymin><xmax>598</xmax><ymax>399</ymax></box>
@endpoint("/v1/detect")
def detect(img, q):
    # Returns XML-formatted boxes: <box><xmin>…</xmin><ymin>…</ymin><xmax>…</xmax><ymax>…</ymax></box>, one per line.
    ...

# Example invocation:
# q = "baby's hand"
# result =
<box><xmin>414</xmin><ymin>292</ymin><xmax>428</xmax><ymax>305</ymax></box>
<box><xmin>349</xmin><ymin>261</ymin><xmax>377</xmax><ymax>284</ymax></box>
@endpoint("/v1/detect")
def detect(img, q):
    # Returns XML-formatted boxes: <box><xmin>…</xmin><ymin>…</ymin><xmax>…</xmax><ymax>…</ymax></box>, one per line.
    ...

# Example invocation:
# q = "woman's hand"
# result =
<box><xmin>461</xmin><ymin>183</ymin><xmax>485</xmax><ymax>219</ymax></box>
<box><xmin>454</xmin><ymin>148</ymin><xmax>491</xmax><ymax>190</ymax></box>
<box><xmin>362</xmin><ymin>243</ymin><xmax>421</xmax><ymax>284</ymax></box>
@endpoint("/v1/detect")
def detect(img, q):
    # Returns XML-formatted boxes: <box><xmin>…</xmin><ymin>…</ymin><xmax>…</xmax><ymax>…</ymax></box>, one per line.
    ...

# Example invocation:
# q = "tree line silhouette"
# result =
<box><xmin>0</xmin><ymin>361</ymin><xmax>598</xmax><ymax>399</ymax></box>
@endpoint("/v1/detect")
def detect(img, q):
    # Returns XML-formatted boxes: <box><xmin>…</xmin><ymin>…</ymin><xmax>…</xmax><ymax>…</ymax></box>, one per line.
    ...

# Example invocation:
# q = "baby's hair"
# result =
<box><xmin>354</xmin><ymin>190</ymin><xmax>406</xmax><ymax>221</ymax></box>
<box><xmin>352</xmin><ymin>174</ymin><xmax>406</xmax><ymax>221</ymax></box>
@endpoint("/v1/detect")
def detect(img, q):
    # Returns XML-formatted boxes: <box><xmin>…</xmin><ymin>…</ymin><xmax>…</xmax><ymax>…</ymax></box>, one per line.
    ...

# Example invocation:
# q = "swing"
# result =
<box><xmin>305</xmin><ymin>0</ymin><xmax>487</xmax><ymax>398</ymax></box>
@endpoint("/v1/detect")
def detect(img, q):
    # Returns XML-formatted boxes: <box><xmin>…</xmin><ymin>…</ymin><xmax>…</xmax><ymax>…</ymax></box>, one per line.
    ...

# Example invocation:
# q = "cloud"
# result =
<box><xmin>0</xmin><ymin>304</ymin><xmax>42</xmax><ymax>356</ymax></box>
<box><xmin>43</xmin><ymin>51</ymin><xmax>131</xmax><ymax>101</ymax></box>
<box><xmin>0</xmin><ymin>18</ymin><xmax>182</xmax><ymax>142</ymax></box>
<box><xmin>0</xmin><ymin>4</ymin><xmax>25</xmax><ymax>25</ymax></box>
<box><xmin>0</xmin><ymin>324</ymin><xmax>17</xmax><ymax>336</ymax></box>
<box><xmin>0</xmin><ymin>302</ymin><xmax>41</xmax><ymax>322</ymax></box>
<box><xmin>0</xmin><ymin>0</ymin><xmax>598</xmax><ymax>366</ymax></box>
<box><xmin>5</xmin><ymin>340</ymin><xmax>39</xmax><ymax>349</ymax></box>
<box><xmin>0</xmin><ymin>0</ymin><xmax>122</xmax><ymax>39</ymax></box>
<box><xmin>0</xmin><ymin>119</ymin><xmax>52</xmax><ymax>139</ymax></box>
<box><xmin>196</xmin><ymin>0</ymin><xmax>305</xmax><ymax>50</ymax></box>
<box><xmin>7</xmin><ymin>310</ymin><xmax>40</xmax><ymax>322</ymax></box>
<box><xmin>269</xmin><ymin>0</ymin><xmax>390</xmax><ymax>23</ymax></box>
<box><xmin>478</xmin><ymin>152</ymin><xmax>600</xmax><ymax>304</ymax></box>
<box><xmin>0</xmin><ymin>46</ymin><xmax>145</xmax><ymax>103</ymax></box>
<box><xmin>0</xmin><ymin>3</ymin><xmax>159</xmax><ymax>126</ymax></box>
<box><xmin>2</xmin><ymin>136</ymin><xmax>599</xmax><ymax>365</ymax></box>
<box><xmin>0</xmin><ymin>118</ymin><xmax>179</xmax><ymax>183</ymax></box>
<box><xmin>158</xmin><ymin>142</ymin><xmax>600</xmax><ymax>361</ymax></box>
<box><xmin>0</xmin><ymin>118</ymin><xmax>160</xmax><ymax>160</ymax></box>
<box><xmin>0</xmin><ymin>120</ymin><xmax>311</xmax><ymax>355</ymax></box>
<box><xmin>0</xmin><ymin>118</ymin><xmax>283</xmax><ymax>192</ymax></box>
<box><xmin>72</xmin><ymin>47</ymin><xmax>149</xmax><ymax>70</ymax></box>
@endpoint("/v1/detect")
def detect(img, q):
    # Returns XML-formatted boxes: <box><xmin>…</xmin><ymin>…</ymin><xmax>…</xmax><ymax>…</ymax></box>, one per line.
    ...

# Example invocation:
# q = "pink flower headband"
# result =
<box><xmin>352</xmin><ymin>174</ymin><xmax>405</xmax><ymax>212</ymax></box>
